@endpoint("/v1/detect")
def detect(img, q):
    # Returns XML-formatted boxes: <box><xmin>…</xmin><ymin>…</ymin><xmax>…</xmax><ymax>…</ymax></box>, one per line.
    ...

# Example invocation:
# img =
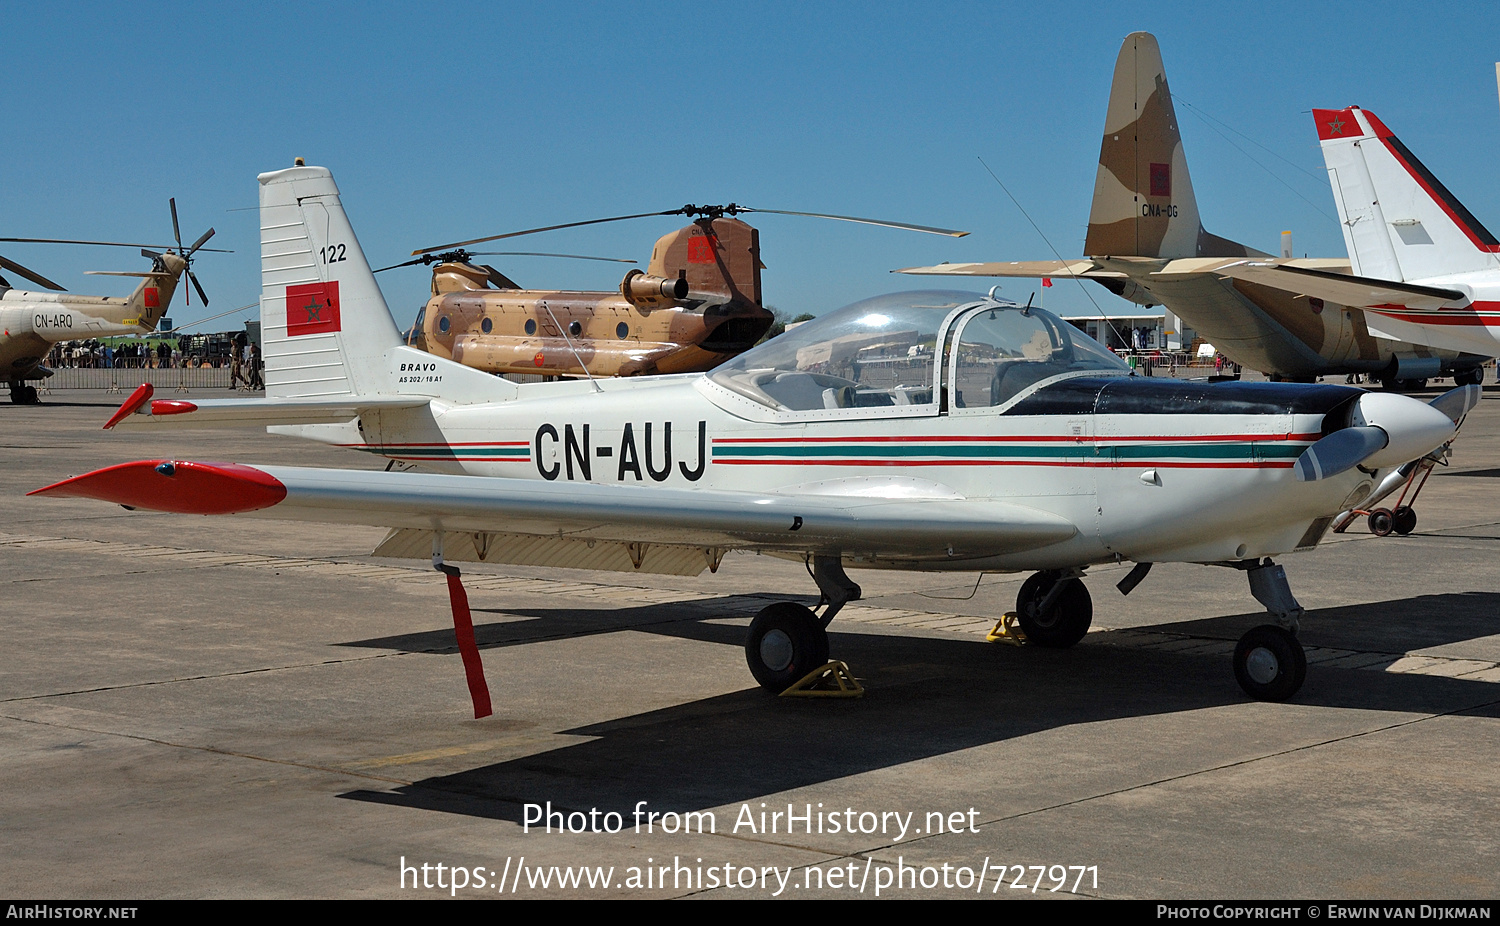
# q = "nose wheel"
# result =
<box><xmin>1233</xmin><ymin>625</ymin><xmax>1306</xmax><ymax>701</ymax></box>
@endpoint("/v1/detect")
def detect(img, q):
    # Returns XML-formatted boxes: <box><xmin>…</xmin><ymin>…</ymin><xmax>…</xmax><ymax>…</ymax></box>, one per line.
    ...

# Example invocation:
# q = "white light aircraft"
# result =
<box><xmin>32</xmin><ymin>165</ymin><xmax>1474</xmax><ymax>713</ymax></box>
<box><xmin>1214</xmin><ymin>106</ymin><xmax>1500</xmax><ymax>361</ymax></box>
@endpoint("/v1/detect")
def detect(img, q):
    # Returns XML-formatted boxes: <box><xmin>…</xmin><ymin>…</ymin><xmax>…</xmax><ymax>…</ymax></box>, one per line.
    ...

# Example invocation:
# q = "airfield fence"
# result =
<box><xmin>37</xmin><ymin>366</ymin><xmax>259</xmax><ymax>394</ymax></box>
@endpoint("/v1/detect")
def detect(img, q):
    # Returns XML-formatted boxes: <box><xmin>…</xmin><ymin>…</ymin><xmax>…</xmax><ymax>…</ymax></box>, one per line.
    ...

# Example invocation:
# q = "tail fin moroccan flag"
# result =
<box><xmin>1084</xmin><ymin>32</ymin><xmax>1254</xmax><ymax>261</ymax></box>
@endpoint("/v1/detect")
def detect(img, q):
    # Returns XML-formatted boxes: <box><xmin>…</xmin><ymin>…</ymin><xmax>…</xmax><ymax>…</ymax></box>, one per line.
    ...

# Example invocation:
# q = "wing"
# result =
<box><xmin>30</xmin><ymin>461</ymin><xmax>1079</xmax><ymax>575</ymax></box>
<box><xmin>894</xmin><ymin>259</ymin><xmax>1119</xmax><ymax>279</ymax></box>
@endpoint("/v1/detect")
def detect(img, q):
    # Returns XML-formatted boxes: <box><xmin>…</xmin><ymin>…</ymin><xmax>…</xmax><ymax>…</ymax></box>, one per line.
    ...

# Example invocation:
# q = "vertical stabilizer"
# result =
<box><xmin>1315</xmin><ymin>107</ymin><xmax>1500</xmax><ymax>281</ymax></box>
<box><xmin>258</xmin><ymin>166</ymin><xmax>402</xmax><ymax>400</ymax></box>
<box><xmin>1086</xmin><ymin>32</ymin><xmax>1254</xmax><ymax>259</ymax></box>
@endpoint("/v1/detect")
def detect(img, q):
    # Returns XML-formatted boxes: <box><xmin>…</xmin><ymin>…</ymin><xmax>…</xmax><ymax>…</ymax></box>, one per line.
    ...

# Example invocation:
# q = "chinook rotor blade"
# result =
<box><xmin>467</xmin><ymin>251</ymin><xmax>637</xmax><ymax>263</ymax></box>
<box><xmin>732</xmin><ymin>207</ymin><xmax>968</xmax><ymax>237</ymax></box>
<box><xmin>376</xmin><ymin>249</ymin><xmax>637</xmax><ymax>273</ymax></box>
<box><xmin>412</xmin><ymin>211</ymin><xmax>689</xmax><ymax>255</ymax></box>
<box><xmin>0</xmin><ymin>254</ymin><xmax>66</xmax><ymax>291</ymax></box>
<box><xmin>1294</xmin><ymin>427</ymin><xmax>1388</xmax><ymax>482</ymax></box>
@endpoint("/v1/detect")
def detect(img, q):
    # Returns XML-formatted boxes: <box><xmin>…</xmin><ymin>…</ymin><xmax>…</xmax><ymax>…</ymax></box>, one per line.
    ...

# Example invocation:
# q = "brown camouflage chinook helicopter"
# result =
<box><xmin>391</xmin><ymin>205</ymin><xmax>965</xmax><ymax>378</ymax></box>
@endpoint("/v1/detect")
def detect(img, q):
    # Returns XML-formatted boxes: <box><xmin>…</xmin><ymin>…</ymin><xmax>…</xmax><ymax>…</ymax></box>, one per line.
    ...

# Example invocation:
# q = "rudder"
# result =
<box><xmin>258</xmin><ymin>166</ymin><xmax>402</xmax><ymax>400</ymax></box>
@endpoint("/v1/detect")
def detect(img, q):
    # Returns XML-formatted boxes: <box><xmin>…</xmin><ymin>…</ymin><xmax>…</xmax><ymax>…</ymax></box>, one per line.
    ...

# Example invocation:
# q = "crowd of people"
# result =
<box><xmin>44</xmin><ymin>334</ymin><xmax>263</xmax><ymax>389</ymax></box>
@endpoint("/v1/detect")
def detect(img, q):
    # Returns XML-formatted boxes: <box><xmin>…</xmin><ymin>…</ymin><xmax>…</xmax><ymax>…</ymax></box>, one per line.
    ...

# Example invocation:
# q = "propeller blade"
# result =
<box><xmin>141</xmin><ymin>248</ymin><xmax>162</xmax><ymax>260</ymax></box>
<box><xmin>1429</xmin><ymin>383</ymin><xmax>1482</xmax><ymax>425</ymax></box>
<box><xmin>84</xmin><ymin>271</ymin><xmax>174</xmax><ymax>278</ymax></box>
<box><xmin>187</xmin><ymin>228</ymin><xmax>216</xmax><ymax>255</ymax></box>
<box><xmin>170</xmin><ymin>198</ymin><xmax>183</xmax><ymax>252</ymax></box>
<box><xmin>0</xmin><ymin>254</ymin><xmax>66</xmax><ymax>291</ymax></box>
<box><xmin>412</xmin><ymin>210</ymin><xmax>688</xmax><ymax>255</ymax></box>
<box><xmin>1294</xmin><ymin>426</ymin><xmax>1388</xmax><ymax>482</ymax></box>
<box><xmin>188</xmin><ymin>270</ymin><xmax>210</xmax><ymax>307</ymax></box>
<box><xmin>736</xmin><ymin>207</ymin><xmax>968</xmax><ymax>237</ymax></box>
<box><xmin>467</xmin><ymin>251</ymin><xmax>638</xmax><ymax>264</ymax></box>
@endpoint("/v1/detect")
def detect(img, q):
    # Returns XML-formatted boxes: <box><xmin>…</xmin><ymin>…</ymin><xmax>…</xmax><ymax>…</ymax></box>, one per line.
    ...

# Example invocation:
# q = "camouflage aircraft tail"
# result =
<box><xmin>1085</xmin><ymin>32</ymin><xmax>1256</xmax><ymax>260</ymax></box>
<box><xmin>1315</xmin><ymin>106</ymin><xmax>1500</xmax><ymax>282</ymax></box>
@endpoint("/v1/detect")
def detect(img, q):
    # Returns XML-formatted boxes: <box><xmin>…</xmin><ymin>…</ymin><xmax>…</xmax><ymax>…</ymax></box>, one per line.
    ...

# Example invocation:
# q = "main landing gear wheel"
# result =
<box><xmin>1233</xmin><ymin>625</ymin><xmax>1307</xmax><ymax>701</ymax></box>
<box><xmin>1015</xmin><ymin>572</ymin><xmax>1093</xmax><ymax>648</ymax></box>
<box><xmin>1392</xmin><ymin>506</ymin><xmax>1417</xmax><ymax>535</ymax></box>
<box><xmin>1368</xmin><ymin>508</ymin><xmax>1395</xmax><ymax>537</ymax></box>
<box><xmin>745</xmin><ymin>602</ymin><xmax>829</xmax><ymax>692</ymax></box>
<box><xmin>9</xmin><ymin>384</ymin><xmax>38</xmax><ymax>404</ymax></box>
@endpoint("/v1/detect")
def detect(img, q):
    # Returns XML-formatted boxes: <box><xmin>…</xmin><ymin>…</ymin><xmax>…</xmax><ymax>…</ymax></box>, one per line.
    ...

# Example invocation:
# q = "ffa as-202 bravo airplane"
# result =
<box><xmin>32</xmin><ymin>165</ymin><xmax>1473</xmax><ymax>714</ymax></box>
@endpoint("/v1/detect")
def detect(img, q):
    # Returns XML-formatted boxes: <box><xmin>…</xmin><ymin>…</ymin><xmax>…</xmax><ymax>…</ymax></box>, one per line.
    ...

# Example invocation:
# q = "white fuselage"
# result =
<box><xmin>294</xmin><ymin>368</ymin><xmax>1375</xmax><ymax>572</ymax></box>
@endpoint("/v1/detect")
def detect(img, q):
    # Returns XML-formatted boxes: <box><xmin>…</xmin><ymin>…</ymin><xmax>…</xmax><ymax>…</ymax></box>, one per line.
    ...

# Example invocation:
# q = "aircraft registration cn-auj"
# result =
<box><xmin>32</xmin><ymin>166</ymin><xmax>1475</xmax><ymax>715</ymax></box>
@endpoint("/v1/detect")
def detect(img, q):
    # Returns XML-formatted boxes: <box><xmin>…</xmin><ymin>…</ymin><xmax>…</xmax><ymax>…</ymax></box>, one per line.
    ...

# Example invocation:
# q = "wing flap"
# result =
<box><xmin>32</xmin><ymin>461</ymin><xmax>1079</xmax><ymax>559</ymax></box>
<box><xmin>372</xmin><ymin>528</ymin><xmax>715</xmax><ymax>576</ymax></box>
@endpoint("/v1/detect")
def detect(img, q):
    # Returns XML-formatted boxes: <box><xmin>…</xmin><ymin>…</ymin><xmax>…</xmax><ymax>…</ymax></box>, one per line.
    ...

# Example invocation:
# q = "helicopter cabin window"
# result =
<box><xmin>948</xmin><ymin>304</ymin><xmax>1130</xmax><ymax>411</ymax></box>
<box><xmin>568</xmin><ymin>320</ymin><xmax>582</xmax><ymax>337</ymax></box>
<box><xmin>617</xmin><ymin>322</ymin><xmax>630</xmax><ymax>339</ymax></box>
<box><xmin>525</xmin><ymin>319</ymin><xmax>537</xmax><ymax>336</ymax></box>
<box><xmin>481</xmin><ymin>317</ymin><xmax>493</xmax><ymax>334</ymax></box>
<box><xmin>438</xmin><ymin>315</ymin><xmax>451</xmax><ymax>334</ymax></box>
<box><xmin>707</xmin><ymin>291</ymin><xmax>978</xmax><ymax>418</ymax></box>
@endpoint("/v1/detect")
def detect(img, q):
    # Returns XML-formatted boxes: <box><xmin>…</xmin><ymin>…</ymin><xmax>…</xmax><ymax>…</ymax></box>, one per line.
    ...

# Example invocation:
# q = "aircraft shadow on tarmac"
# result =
<box><xmin>337</xmin><ymin>592</ymin><xmax>1500</xmax><ymax>823</ymax></box>
<box><xmin>1439</xmin><ymin>467</ymin><xmax>1500</xmax><ymax>478</ymax></box>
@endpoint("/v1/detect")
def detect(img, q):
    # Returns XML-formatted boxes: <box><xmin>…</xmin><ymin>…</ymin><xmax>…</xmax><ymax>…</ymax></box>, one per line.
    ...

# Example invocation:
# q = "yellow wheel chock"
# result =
<box><xmin>987</xmin><ymin>612</ymin><xmax>1028</xmax><ymax>646</ymax></box>
<box><xmin>780</xmin><ymin>660</ymin><xmax>865</xmax><ymax>698</ymax></box>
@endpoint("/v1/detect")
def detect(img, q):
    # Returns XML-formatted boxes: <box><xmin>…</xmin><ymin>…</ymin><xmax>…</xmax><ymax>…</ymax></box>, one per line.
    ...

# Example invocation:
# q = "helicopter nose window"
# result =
<box><xmin>481</xmin><ymin>317</ymin><xmax>493</xmax><ymax>334</ymax></box>
<box><xmin>525</xmin><ymin>319</ymin><xmax>537</xmax><ymax>336</ymax></box>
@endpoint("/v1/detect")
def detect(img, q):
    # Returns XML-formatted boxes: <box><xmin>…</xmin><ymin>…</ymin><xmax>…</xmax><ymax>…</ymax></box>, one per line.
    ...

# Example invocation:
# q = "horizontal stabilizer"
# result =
<box><xmin>1214</xmin><ymin>261</ymin><xmax>1468</xmax><ymax>310</ymax></box>
<box><xmin>104</xmin><ymin>394</ymin><xmax>431</xmax><ymax>430</ymax></box>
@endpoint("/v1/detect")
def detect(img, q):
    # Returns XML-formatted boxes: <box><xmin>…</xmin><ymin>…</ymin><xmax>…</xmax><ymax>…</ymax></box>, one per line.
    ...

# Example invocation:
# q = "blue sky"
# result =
<box><xmin>4</xmin><ymin>0</ymin><xmax>1497</xmax><ymax>331</ymax></box>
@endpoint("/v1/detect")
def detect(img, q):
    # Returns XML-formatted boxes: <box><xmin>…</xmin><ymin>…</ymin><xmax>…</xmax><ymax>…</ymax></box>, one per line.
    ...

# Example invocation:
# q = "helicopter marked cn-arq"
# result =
<box><xmin>0</xmin><ymin>201</ymin><xmax>223</xmax><ymax>403</ymax></box>
<box><xmin>396</xmin><ymin>205</ymin><xmax>967</xmax><ymax>379</ymax></box>
<box><xmin>33</xmin><ymin>165</ymin><xmax>1472</xmax><ymax>716</ymax></box>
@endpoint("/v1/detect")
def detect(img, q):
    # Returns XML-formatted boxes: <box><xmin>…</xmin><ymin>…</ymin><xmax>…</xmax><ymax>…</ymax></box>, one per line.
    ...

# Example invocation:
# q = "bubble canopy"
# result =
<box><xmin>707</xmin><ymin>290</ymin><xmax>1130</xmax><ymax>414</ymax></box>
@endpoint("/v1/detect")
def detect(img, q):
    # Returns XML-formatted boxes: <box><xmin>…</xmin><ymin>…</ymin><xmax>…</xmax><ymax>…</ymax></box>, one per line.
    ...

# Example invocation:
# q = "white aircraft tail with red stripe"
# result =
<box><xmin>256</xmin><ymin>165</ymin><xmax>513</xmax><ymax>409</ymax></box>
<box><xmin>1315</xmin><ymin>107</ymin><xmax>1500</xmax><ymax>282</ymax></box>
<box><xmin>258</xmin><ymin>166</ymin><xmax>404</xmax><ymax>400</ymax></box>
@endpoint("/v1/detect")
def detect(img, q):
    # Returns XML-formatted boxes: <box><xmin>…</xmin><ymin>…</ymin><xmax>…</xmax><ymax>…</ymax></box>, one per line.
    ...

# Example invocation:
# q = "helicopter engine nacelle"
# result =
<box><xmin>620</xmin><ymin>270</ymin><xmax>690</xmax><ymax>310</ymax></box>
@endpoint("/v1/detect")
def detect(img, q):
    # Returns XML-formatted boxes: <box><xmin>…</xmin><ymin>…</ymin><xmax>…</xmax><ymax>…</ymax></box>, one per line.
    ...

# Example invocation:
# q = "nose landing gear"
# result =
<box><xmin>1233</xmin><ymin>559</ymin><xmax>1308</xmax><ymax>701</ymax></box>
